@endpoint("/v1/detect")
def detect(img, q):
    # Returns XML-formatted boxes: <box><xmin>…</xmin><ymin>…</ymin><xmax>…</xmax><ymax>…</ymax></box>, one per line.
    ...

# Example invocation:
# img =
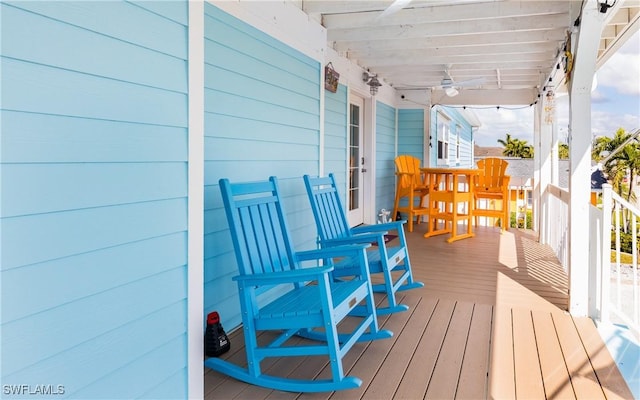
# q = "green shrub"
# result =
<box><xmin>611</xmin><ymin>231</ymin><xmax>640</xmax><ymax>254</ymax></box>
<box><xmin>510</xmin><ymin>211</ymin><xmax>533</xmax><ymax>228</ymax></box>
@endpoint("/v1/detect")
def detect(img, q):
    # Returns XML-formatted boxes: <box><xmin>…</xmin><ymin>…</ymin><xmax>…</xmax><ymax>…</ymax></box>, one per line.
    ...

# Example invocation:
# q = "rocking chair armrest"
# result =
<box><xmin>319</xmin><ymin>235</ymin><xmax>383</xmax><ymax>247</ymax></box>
<box><xmin>351</xmin><ymin>220</ymin><xmax>405</xmax><ymax>234</ymax></box>
<box><xmin>296</xmin><ymin>244</ymin><xmax>371</xmax><ymax>262</ymax></box>
<box><xmin>232</xmin><ymin>266</ymin><xmax>335</xmax><ymax>285</ymax></box>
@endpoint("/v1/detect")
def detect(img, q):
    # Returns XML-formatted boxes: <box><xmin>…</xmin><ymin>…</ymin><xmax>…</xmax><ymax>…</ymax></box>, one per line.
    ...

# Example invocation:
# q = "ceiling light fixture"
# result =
<box><xmin>445</xmin><ymin>87</ymin><xmax>459</xmax><ymax>97</ymax></box>
<box><xmin>362</xmin><ymin>72</ymin><xmax>382</xmax><ymax>96</ymax></box>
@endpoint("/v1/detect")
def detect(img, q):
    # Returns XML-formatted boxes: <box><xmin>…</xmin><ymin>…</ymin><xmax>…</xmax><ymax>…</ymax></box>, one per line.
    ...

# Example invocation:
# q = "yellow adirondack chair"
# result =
<box><xmin>392</xmin><ymin>155</ymin><xmax>430</xmax><ymax>232</ymax></box>
<box><xmin>474</xmin><ymin>157</ymin><xmax>511</xmax><ymax>231</ymax></box>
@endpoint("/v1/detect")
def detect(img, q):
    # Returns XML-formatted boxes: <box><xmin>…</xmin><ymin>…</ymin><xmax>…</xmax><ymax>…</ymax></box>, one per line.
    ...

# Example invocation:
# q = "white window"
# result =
<box><xmin>437</xmin><ymin>113</ymin><xmax>450</xmax><ymax>165</ymax></box>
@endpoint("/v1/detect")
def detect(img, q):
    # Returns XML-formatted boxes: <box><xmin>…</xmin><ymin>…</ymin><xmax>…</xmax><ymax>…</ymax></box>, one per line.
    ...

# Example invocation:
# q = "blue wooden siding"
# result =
<box><xmin>1</xmin><ymin>1</ymin><xmax>189</xmax><ymax>398</ymax></box>
<box><xmin>429</xmin><ymin>106</ymin><xmax>474</xmax><ymax>167</ymax></box>
<box><xmin>398</xmin><ymin>109</ymin><xmax>425</xmax><ymax>163</ymax></box>
<box><xmin>324</xmin><ymin>84</ymin><xmax>348</xmax><ymax>204</ymax></box>
<box><xmin>203</xmin><ymin>4</ymin><xmax>321</xmax><ymax>330</ymax></box>
<box><xmin>375</xmin><ymin>101</ymin><xmax>397</xmax><ymax>213</ymax></box>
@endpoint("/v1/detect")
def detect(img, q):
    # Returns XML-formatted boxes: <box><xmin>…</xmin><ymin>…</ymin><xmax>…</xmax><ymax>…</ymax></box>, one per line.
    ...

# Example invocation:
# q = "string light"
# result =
<box><xmin>430</xmin><ymin>104</ymin><xmax>535</xmax><ymax>110</ymax></box>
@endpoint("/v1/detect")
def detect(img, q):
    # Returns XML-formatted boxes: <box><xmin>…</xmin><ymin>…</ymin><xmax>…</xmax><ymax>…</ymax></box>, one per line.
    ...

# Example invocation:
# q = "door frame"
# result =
<box><xmin>348</xmin><ymin>89</ymin><xmax>376</xmax><ymax>226</ymax></box>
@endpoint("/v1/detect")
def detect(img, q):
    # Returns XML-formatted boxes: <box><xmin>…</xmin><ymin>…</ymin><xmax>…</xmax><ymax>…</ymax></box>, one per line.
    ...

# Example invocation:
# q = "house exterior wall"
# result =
<box><xmin>429</xmin><ymin>106</ymin><xmax>474</xmax><ymax>168</ymax></box>
<box><xmin>202</xmin><ymin>4</ymin><xmax>321</xmax><ymax>330</ymax></box>
<box><xmin>375</xmin><ymin>102</ymin><xmax>398</xmax><ymax>213</ymax></box>
<box><xmin>1</xmin><ymin>2</ymin><xmax>190</xmax><ymax>398</ymax></box>
<box><xmin>398</xmin><ymin>108</ymin><xmax>426</xmax><ymax>163</ymax></box>
<box><xmin>324</xmin><ymin>83</ymin><xmax>349</xmax><ymax>203</ymax></box>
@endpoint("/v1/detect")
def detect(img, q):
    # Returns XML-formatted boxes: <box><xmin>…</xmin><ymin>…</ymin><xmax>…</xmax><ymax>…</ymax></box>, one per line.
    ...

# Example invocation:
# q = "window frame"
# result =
<box><xmin>436</xmin><ymin>112</ymin><xmax>450</xmax><ymax>166</ymax></box>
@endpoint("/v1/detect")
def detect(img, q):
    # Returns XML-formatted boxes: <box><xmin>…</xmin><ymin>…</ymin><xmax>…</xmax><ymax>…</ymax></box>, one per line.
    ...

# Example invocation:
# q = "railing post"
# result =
<box><xmin>600</xmin><ymin>184</ymin><xmax>612</xmax><ymax>323</ymax></box>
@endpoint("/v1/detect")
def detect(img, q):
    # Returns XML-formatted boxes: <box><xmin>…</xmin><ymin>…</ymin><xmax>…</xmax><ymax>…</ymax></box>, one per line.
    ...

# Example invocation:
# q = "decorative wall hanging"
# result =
<box><xmin>324</xmin><ymin>63</ymin><xmax>339</xmax><ymax>93</ymax></box>
<box><xmin>544</xmin><ymin>90</ymin><xmax>555</xmax><ymax>125</ymax></box>
<box><xmin>563</xmin><ymin>31</ymin><xmax>573</xmax><ymax>83</ymax></box>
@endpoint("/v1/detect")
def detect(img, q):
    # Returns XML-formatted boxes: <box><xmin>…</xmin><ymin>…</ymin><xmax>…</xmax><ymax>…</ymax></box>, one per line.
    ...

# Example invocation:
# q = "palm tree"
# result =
<box><xmin>592</xmin><ymin>128</ymin><xmax>640</xmax><ymax>233</ymax></box>
<box><xmin>497</xmin><ymin>133</ymin><xmax>533</xmax><ymax>158</ymax></box>
<box><xmin>592</xmin><ymin>128</ymin><xmax>639</xmax><ymax>202</ymax></box>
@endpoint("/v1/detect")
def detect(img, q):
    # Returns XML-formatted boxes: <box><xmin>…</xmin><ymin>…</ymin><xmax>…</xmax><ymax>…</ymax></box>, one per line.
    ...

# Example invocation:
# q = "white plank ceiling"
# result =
<box><xmin>300</xmin><ymin>0</ymin><xmax>640</xmax><ymax>105</ymax></box>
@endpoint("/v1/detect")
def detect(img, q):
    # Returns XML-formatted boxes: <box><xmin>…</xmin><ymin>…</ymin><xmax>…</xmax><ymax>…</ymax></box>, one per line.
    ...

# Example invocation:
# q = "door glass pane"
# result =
<box><xmin>349</xmin><ymin>104</ymin><xmax>360</xmax><ymax>211</ymax></box>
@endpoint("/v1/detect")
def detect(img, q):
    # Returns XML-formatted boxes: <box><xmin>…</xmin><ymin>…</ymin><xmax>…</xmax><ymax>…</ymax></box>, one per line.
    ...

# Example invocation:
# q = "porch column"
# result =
<box><xmin>537</xmin><ymin>92</ymin><xmax>554</xmax><ymax>243</ymax></box>
<box><xmin>187</xmin><ymin>1</ymin><xmax>205</xmax><ymax>397</ymax></box>
<box><xmin>567</xmin><ymin>0</ymin><xmax>609</xmax><ymax>316</ymax></box>
<box><xmin>533</xmin><ymin>100</ymin><xmax>541</xmax><ymax>234</ymax></box>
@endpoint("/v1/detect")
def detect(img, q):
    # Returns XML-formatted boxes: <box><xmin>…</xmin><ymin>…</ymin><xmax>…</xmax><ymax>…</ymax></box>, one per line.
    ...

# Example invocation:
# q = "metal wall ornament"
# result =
<box><xmin>324</xmin><ymin>62</ymin><xmax>340</xmax><ymax>93</ymax></box>
<box><xmin>544</xmin><ymin>90</ymin><xmax>555</xmax><ymax>125</ymax></box>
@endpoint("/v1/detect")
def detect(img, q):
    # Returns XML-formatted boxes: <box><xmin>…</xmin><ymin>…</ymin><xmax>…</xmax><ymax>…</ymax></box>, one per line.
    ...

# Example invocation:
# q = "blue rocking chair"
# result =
<box><xmin>303</xmin><ymin>173</ymin><xmax>424</xmax><ymax>315</ymax></box>
<box><xmin>205</xmin><ymin>177</ymin><xmax>392</xmax><ymax>393</ymax></box>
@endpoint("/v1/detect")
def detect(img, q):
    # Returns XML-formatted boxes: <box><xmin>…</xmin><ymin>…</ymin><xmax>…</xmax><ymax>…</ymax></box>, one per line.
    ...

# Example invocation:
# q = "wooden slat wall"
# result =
<box><xmin>375</xmin><ymin>101</ymin><xmax>397</xmax><ymax>213</ymax></box>
<box><xmin>202</xmin><ymin>3</ymin><xmax>322</xmax><ymax>331</ymax></box>
<box><xmin>324</xmin><ymin>83</ymin><xmax>348</xmax><ymax>192</ymax></box>
<box><xmin>1</xmin><ymin>1</ymin><xmax>189</xmax><ymax>397</ymax></box>
<box><xmin>397</xmin><ymin>109</ymin><xmax>425</xmax><ymax>163</ymax></box>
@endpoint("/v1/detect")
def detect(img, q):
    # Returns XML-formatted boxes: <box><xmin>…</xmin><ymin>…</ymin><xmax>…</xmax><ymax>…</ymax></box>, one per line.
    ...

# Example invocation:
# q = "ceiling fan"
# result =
<box><xmin>433</xmin><ymin>69</ymin><xmax>485</xmax><ymax>97</ymax></box>
<box><xmin>377</xmin><ymin>0</ymin><xmax>412</xmax><ymax>20</ymax></box>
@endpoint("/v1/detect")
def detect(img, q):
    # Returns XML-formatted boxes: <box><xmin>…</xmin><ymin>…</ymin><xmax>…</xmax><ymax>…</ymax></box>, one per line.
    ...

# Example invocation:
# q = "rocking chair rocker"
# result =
<box><xmin>205</xmin><ymin>177</ymin><xmax>392</xmax><ymax>393</ymax></box>
<box><xmin>303</xmin><ymin>173</ymin><xmax>424</xmax><ymax>315</ymax></box>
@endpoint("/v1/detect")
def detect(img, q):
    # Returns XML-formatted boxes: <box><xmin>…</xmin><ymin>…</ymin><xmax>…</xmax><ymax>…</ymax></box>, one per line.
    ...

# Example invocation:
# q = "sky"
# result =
<box><xmin>472</xmin><ymin>29</ymin><xmax>640</xmax><ymax>147</ymax></box>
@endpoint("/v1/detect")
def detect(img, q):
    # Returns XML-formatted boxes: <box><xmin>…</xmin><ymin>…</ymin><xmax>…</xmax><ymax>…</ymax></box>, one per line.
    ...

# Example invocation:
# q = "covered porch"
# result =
<box><xmin>204</xmin><ymin>226</ymin><xmax>633</xmax><ymax>399</ymax></box>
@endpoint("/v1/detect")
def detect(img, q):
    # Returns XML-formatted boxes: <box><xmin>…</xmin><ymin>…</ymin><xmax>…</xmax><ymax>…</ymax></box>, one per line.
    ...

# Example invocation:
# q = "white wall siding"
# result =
<box><xmin>203</xmin><ymin>4</ymin><xmax>321</xmax><ymax>330</ymax></box>
<box><xmin>1</xmin><ymin>1</ymin><xmax>189</xmax><ymax>398</ymax></box>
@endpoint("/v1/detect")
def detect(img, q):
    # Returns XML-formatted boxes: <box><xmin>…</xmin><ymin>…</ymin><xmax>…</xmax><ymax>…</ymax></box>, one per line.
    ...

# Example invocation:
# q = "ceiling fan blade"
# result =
<box><xmin>455</xmin><ymin>77</ymin><xmax>486</xmax><ymax>87</ymax></box>
<box><xmin>376</xmin><ymin>0</ymin><xmax>412</xmax><ymax>20</ymax></box>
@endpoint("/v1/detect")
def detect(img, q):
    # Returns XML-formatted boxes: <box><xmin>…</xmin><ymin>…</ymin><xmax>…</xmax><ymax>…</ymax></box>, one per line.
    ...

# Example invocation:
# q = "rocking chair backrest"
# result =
<box><xmin>303</xmin><ymin>173</ymin><xmax>352</xmax><ymax>242</ymax></box>
<box><xmin>219</xmin><ymin>177</ymin><xmax>297</xmax><ymax>277</ymax></box>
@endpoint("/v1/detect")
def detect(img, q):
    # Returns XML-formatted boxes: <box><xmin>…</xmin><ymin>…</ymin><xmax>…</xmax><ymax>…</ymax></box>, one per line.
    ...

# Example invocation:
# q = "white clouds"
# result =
<box><xmin>472</xmin><ymin>31</ymin><xmax>639</xmax><ymax>146</ymax></box>
<box><xmin>597</xmin><ymin>30</ymin><xmax>640</xmax><ymax>96</ymax></box>
<box><xmin>598</xmin><ymin>50</ymin><xmax>640</xmax><ymax>96</ymax></box>
<box><xmin>473</xmin><ymin>107</ymin><xmax>534</xmax><ymax>146</ymax></box>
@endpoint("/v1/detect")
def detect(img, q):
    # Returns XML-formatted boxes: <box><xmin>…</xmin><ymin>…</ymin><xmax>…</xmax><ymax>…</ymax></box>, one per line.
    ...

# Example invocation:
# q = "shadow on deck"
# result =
<box><xmin>205</xmin><ymin>225</ymin><xmax>633</xmax><ymax>399</ymax></box>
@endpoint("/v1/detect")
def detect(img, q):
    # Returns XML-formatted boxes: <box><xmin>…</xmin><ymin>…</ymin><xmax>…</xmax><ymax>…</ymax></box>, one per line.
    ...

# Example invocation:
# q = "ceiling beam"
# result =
<box><xmin>322</xmin><ymin>1</ymin><xmax>571</xmax><ymax>29</ymax></box>
<box><xmin>333</xmin><ymin>29</ymin><xmax>567</xmax><ymax>52</ymax></box>
<box><xmin>360</xmin><ymin>52</ymin><xmax>556</xmax><ymax>68</ymax></box>
<box><xmin>372</xmin><ymin>62</ymin><xmax>551</xmax><ymax>74</ymax></box>
<box><xmin>429</xmin><ymin>88</ymin><xmax>539</xmax><ymax>105</ymax></box>
<box><xmin>327</xmin><ymin>14</ymin><xmax>570</xmax><ymax>42</ymax></box>
<box><xmin>302</xmin><ymin>1</ymin><xmax>392</xmax><ymax>15</ymax></box>
<box><xmin>346</xmin><ymin>42</ymin><xmax>560</xmax><ymax>59</ymax></box>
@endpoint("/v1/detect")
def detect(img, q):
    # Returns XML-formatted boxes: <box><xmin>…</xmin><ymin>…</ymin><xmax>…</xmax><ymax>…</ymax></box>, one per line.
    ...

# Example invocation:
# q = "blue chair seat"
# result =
<box><xmin>304</xmin><ymin>174</ymin><xmax>424</xmax><ymax>315</ymax></box>
<box><xmin>205</xmin><ymin>176</ymin><xmax>392</xmax><ymax>393</ymax></box>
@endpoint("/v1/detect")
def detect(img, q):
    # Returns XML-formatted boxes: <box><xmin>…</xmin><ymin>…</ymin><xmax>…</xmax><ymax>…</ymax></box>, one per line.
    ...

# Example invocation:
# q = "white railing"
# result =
<box><xmin>546</xmin><ymin>184</ymin><xmax>569</xmax><ymax>270</ymax></box>
<box><xmin>597</xmin><ymin>184</ymin><xmax>640</xmax><ymax>338</ymax></box>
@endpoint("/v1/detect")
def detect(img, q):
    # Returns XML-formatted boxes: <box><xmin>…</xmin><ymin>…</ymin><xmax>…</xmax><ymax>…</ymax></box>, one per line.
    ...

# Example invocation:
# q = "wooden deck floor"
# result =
<box><xmin>204</xmin><ymin>226</ymin><xmax>634</xmax><ymax>399</ymax></box>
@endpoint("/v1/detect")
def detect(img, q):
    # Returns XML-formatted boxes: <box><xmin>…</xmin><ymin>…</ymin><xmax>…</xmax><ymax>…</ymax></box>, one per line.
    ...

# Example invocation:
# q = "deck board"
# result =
<box><xmin>455</xmin><ymin>303</ymin><xmax>492</xmax><ymax>399</ymax></box>
<box><xmin>424</xmin><ymin>301</ymin><xmax>474</xmax><ymax>399</ymax></box>
<box><xmin>531</xmin><ymin>310</ymin><xmax>576</xmax><ymax>399</ymax></box>
<box><xmin>512</xmin><ymin>310</ymin><xmax>546</xmax><ymax>398</ymax></box>
<box><xmin>553</xmin><ymin>312</ymin><xmax>607</xmax><ymax>399</ymax></box>
<box><xmin>360</xmin><ymin>297</ymin><xmax>438</xmax><ymax>399</ymax></box>
<box><xmin>204</xmin><ymin>227</ymin><xmax>634</xmax><ymax>399</ymax></box>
